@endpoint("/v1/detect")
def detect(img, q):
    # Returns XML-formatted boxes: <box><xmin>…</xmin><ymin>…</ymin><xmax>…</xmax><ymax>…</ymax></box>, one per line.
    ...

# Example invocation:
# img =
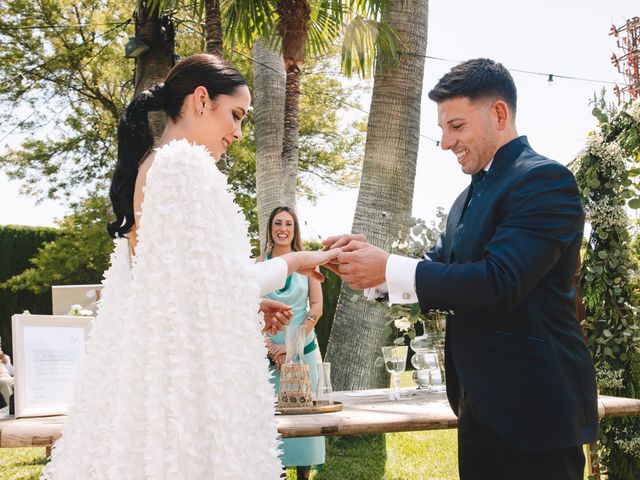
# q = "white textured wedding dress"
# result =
<box><xmin>43</xmin><ymin>140</ymin><xmax>283</xmax><ymax>480</ymax></box>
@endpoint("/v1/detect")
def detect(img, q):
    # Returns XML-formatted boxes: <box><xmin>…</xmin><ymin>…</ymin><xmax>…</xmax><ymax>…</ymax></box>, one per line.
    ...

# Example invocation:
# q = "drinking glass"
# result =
<box><xmin>316</xmin><ymin>362</ymin><xmax>334</xmax><ymax>405</ymax></box>
<box><xmin>381</xmin><ymin>345</ymin><xmax>408</xmax><ymax>400</ymax></box>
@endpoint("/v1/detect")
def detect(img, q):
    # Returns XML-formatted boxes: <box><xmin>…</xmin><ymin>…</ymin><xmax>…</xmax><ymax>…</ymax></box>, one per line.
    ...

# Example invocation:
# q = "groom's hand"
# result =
<box><xmin>322</xmin><ymin>233</ymin><xmax>368</xmax><ymax>251</ymax></box>
<box><xmin>334</xmin><ymin>240</ymin><xmax>389</xmax><ymax>290</ymax></box>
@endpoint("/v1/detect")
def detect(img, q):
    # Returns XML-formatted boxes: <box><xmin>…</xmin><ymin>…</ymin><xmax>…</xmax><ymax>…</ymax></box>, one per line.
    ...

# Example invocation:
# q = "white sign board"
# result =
<box><xmin>12</xmin><ymin>314</ymin><xmax>93</xmax><ymax>418</ymax></box>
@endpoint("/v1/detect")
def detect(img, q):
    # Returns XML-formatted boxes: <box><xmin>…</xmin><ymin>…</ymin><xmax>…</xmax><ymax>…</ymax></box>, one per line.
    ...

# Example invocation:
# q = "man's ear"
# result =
<box><xmin>494</xmin><ymin>100</ymin><xmax>510</xmax><ymax>130</ymax></box>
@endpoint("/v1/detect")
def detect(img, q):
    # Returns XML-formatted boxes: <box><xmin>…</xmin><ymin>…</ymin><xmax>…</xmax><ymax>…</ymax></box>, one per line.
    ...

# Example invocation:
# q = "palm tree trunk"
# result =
<box><xmin>133</xmin><ymin>3</ymin><xmax>175</xmax><ymax>138</ymax></box>
<box><xmin>280</xmin><ymin>62</ymin><xmax>301</xmax><ymax>209</ymax></box>
<box><xmin>274</xmin><ymin>0</ymin><xmax>311</xmax><ymax>217</ymax></box>
<box><xmin>204</xmin><ymin>0</ymin><xmax>223</xmax><ymax>56</ymax></box>
<box><xmin>325</xmin><ymin>0</ymin><xmax>429</xmax><ymax>391</ymax></box>
<box><xmin>203</xmin><ymin>0</ymin><xmax>226</xmax><ymax>172</ymax></box>
<box><xmin>253</xmin><ymin>39</ymin><xmax>286</xmax><ymax>249</ymax></box>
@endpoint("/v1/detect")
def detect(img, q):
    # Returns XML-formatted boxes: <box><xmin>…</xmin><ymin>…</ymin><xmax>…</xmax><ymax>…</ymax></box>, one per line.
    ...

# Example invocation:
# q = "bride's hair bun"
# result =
<box><xmin>141</xmin><ymin>83</ymin><xmax>167</xmax><ymax>111</ymax></box>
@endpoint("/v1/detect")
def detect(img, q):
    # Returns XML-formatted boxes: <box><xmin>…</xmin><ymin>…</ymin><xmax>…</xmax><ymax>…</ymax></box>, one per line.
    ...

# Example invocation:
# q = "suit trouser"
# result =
<box><xmin>457</xmin><ymin>385</ymin><xmax>584</xmax><ymax>480</ymax></box>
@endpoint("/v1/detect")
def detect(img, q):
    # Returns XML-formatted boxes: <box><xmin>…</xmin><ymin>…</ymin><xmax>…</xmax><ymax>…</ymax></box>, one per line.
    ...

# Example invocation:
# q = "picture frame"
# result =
<box><xmin>11</xmin><ymin>314</ymin><xmax>93</xmax><ymax>418</ymax></box>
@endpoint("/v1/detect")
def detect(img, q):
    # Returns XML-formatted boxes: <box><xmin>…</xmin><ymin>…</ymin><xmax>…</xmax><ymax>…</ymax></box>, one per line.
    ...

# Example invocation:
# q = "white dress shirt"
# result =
<box><xmin>366</xmin><ymin>160</ymin><xmax>494</xmax><ymax>305</ymax></box>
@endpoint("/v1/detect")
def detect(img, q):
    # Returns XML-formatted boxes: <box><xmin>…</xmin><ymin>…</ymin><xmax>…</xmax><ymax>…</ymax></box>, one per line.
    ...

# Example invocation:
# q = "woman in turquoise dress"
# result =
<box><xmin>261</xmin><ymin>206</ymin><xmax>325</xmax><ymax>480</ymax></box>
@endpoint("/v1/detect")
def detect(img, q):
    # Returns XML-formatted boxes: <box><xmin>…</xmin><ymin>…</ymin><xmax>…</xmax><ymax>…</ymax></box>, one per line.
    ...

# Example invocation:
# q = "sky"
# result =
<box><xmin>1</xmin><ymin>0</ymin><xmax>638</xmax><ymax>239</ymax></box>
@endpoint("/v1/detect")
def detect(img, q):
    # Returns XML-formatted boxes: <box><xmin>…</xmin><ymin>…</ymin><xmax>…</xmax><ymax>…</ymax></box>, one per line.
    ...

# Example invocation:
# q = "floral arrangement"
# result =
<box><xmin>384</xmin><ymin>211</ymin><xmax>449</xmax><ymax>345</ymax></box>
<box><xmin>573</xmin><ymin>95</ymin><xmax>640</xmax><ymax>479</ymax></box>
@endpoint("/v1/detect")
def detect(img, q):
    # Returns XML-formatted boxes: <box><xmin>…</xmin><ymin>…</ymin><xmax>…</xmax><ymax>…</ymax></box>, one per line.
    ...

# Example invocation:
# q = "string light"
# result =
<box><xmin>400</xmin><ymin>51</ymin><xmax>628</xmax><ymax>87</ymax></box>
<box><xmin>1</xmin><ymin>19</ymin><xmax>629</xmax><ymax>147</ymax></box>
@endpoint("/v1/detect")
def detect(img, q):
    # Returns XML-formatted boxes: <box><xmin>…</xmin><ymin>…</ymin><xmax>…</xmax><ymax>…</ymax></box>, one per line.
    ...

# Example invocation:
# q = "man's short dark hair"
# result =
<box><xmin>428</xmin><ymin>58</ymin><xmax>517</xmax><ymax>115</ymax></box>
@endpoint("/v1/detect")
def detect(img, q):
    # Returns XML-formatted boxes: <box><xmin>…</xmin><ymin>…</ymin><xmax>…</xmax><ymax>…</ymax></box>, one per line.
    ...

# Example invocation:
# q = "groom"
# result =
<box><xmin>325</xmin><ymin>58</ymin><xmax>598</xmax><ymax>480</ymax></box>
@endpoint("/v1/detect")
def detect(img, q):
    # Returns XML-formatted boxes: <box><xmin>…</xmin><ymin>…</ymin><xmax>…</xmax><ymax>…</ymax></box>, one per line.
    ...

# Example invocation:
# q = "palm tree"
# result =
<box><xmin>275</xmin><ymin>0</ymin><xmax>311</xmax><ymax>212</ymax></box>
<box><xmin>325</xmin><ymin>0</ymin><xmax>429</xmax><ymax>391</ymax></box>
<box><xmin>204</xmin><ymin>0</ymin><xmax>223</xmax><ymax>55</ymax></box>
<box><xmin>252</xmin><ymin>38</ymin><xmax>287</xmax><ymax>246</ymax></box>
<box><xmin>132</xmin><ymin>2</ymin><xmax>176</xmax><ymax>136</ymax></box>
<box><xmin>225</xmin><ymin>0</ymin><xmax>399</xmax><ymax>242</ymax></box>
<box><xmin>147</xmin><ymin>0</ymin><xmax>400</xmax><ymax>245</ymax></box>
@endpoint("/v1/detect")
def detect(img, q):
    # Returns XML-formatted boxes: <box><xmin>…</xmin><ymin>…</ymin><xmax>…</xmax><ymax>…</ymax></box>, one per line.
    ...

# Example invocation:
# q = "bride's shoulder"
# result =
<box><xmin>154</xmin><ymin>139</ymin><xmax>212</xmax><ymax>167</ymax></box>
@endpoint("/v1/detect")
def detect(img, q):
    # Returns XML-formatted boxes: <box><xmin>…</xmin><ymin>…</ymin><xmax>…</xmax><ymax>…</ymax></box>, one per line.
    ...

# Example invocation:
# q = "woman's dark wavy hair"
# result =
<box><xmin>107</xmin><ymin>54</ymin><xmax>247</xmax><ymax>238</ymax></box>
<box><xmin>265</xmin><ymin>206</ymin><xmax>304</xmax><ymax>255</ymax></box>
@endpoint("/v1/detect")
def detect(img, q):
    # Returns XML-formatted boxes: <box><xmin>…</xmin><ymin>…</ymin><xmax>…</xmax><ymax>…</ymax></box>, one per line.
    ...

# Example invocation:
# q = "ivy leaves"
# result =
<box><xmin>576</xmin><ymin>97</ymin><xmax>640</xmax><ymax>475</ymax></box>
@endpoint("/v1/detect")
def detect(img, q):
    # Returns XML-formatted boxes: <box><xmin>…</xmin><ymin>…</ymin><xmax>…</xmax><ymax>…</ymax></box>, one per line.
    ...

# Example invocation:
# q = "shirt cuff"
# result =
<box><xmin>254</xmin><ymin>257</ymin><xmax>288</xmax><ymax>296</ymax></box>
<box><xmin>386</xmin><ymin>254</ymin><xmax>420</xmax><ymax>304</ymax></box>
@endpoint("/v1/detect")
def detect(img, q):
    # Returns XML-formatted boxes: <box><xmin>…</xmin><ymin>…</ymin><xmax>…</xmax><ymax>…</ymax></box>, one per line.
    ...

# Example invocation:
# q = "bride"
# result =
<box><xmin>42</xmin><ymin>53</ymin><xmax>339</xmax><ymax>480</ymax></box>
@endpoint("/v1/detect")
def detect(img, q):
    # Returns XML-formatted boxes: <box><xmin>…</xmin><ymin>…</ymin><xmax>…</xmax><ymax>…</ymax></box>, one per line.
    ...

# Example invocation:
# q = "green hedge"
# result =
<box><xmin>0</xmin><ymin>225</ymin><xmax>59</xmax><ymax>356</ymax></box>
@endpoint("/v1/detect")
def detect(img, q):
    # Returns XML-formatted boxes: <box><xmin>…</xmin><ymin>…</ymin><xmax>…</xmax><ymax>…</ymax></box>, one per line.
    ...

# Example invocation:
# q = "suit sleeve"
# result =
<box><xmin>415</xmin><ymin>162</ymin><xmax>583</xmax><ymax>312</ymax></box>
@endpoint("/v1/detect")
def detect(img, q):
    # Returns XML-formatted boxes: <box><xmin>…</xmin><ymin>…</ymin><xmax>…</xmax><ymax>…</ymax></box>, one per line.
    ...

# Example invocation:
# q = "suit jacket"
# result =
<box><xmin>417</xmin><ymin>136</ymin><xmax>598</xmax><ymax>452</ymax></box>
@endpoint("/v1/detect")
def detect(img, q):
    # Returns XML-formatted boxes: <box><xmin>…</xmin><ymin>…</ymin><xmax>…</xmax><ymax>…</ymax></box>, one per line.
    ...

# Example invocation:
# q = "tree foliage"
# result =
<box><xmin>1</xmin><ymin>196</ymin><xmax>114</xmax><ymax>294</ymax></box>
<box><xmin>0</xmin><ymin>0</ymin><xmax>132</xmax><ymax>199</ymax></box>
<box><xmin>225</xmin><ymin>58</ymin><xmax>366</xmax><ymax>250</ymax></box>
<box><xmin>574</xmin><ymin>96</ymin><xmax>640</xmax><ymax>479</ymax></box>
<box><xmin>0</xmin><ymin>0</ymin><xmax>366</xmax><ymax>283</ymax></box>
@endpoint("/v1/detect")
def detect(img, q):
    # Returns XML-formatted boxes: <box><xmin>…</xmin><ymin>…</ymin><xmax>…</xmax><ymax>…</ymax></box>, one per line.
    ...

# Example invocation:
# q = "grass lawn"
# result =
<box><xmin>0</xmin><ymin>447</ymin><xmax>47</xmax><ymax>480</ymax></box>
<box><xmin>0</xmin><ymin>372</ymin><xmax>590</xmax><ymax>479</ymax></box>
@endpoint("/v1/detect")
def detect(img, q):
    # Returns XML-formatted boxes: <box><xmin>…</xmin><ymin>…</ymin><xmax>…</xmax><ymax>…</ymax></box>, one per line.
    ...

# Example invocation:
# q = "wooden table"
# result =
<box><xmin>2</xmin><ymin>388</ymin><xmax>640</xmax><ymax>448</ymax></box>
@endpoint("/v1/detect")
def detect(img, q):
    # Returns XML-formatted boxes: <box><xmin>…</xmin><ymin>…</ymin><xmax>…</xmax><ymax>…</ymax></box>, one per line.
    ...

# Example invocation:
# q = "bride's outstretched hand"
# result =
<box><xmin>321</xmin><ymin>233</ymin><xmax>369</xmax><ymax>277</ymax></box>
<box><xmin>281</xmin><ymin>248</ymin><xmax>342</xmax><ymax>282</ymax></box>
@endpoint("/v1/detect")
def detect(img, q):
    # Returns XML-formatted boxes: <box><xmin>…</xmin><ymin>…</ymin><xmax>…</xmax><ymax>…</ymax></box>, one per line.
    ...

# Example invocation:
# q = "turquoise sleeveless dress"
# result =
<box><xmin>265</xmin><ymin>268</ymin><xmax>326</xmax><ymax>469</ymax></box>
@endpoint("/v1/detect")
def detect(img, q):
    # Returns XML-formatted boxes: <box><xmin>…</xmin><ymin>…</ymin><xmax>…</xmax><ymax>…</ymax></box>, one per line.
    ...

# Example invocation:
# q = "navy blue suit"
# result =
<box><xmin>418</xmin><ymin>136</ymin><xmax>598</xmax><ymax>452</ymax></box>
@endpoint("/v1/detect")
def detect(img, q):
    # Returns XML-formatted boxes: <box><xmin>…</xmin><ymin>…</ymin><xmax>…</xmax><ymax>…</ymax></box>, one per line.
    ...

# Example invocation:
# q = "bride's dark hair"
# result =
<box><xmin>107</xmin><ymin>54</ymin><xmax>247</xmax><ymax>238</ymax></box>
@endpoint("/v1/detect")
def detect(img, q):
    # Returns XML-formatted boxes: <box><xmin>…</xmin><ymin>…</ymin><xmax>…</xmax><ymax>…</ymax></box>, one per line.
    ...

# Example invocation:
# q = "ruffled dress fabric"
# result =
<box><xmin>42</xmin><ymin>140</ymin><xmax>282</xmax><ymax>480</ymax></box>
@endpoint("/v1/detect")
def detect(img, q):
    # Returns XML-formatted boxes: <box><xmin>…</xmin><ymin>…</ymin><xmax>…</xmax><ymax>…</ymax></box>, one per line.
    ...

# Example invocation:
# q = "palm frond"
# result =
<box><xmin>342</xmin><ymin>0</ymin><xmax>390</xmax><ymax>20</ymax></box>
<box><xmin>305</xmin><ymin>2</ymin><xmax>342</xmax><ymax>58</ymax></box>
<box><xmin>341</xmin><ymin>15</ymin><xmax>399</xmax><ymax>78</ymax></box>
<box><xmin>222</xmin><ymin>0</ymin><xmax>276</xmax><ymax>48</ymax></box>
<box><xmin>146</xmin><ymin>0</ymin><xmax>203</xmax><ymax>18</ymax></box>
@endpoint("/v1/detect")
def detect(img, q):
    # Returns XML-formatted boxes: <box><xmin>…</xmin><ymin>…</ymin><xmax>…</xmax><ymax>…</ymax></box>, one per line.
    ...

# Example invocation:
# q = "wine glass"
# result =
<box><xmin>381</xmin><ymin>345</ymin><xmax>408</xmax><ymax>400</ymax></box>
<box><xmin>412</xmin><ymin>350</ymin><xmax>441</xmax><ymax>391</ymax></box>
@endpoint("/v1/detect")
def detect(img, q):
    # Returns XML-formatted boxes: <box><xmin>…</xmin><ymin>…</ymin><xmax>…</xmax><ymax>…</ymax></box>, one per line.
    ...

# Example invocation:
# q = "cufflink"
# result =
<box><xmin>402</xmin><ymin>292</ymin><xmax>411</xmax><ymax>300</ymax></box>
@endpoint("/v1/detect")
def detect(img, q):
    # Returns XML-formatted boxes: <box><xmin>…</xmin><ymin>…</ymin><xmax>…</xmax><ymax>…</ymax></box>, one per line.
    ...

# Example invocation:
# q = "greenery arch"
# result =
<box><xmin>574</xmin><ymin>97</ymin><xmax>640</xmax><ymax>479</ymax></box>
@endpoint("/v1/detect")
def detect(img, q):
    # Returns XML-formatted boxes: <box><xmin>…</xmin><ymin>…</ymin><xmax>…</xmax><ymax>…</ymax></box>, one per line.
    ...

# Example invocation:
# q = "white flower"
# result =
<box><xmin>585</xmin><ymin>201</ymin><xmax>628</xmax><ymax>229</ymax></box>
<box><xmin>67</xmin><ymin>304</ymin><xmax>83</xmax><ymax>315</ymax></box>
<box><xmin>628</xmin><ymin>99</ymin><xmax>640</xmax><ymax>123</ymax></box>
<box><xmin>394</xmin><ymin>317</ymin><xmax>411</xmax><ymax>332</ymax></box>
<box><xmin>67</xmin><ymin>304</ymin><xmax>93</xmax><ymax>316</ymax></box>
<box><xmin>582</xmin><ymin>131</ymin><xmax>626</xmax><ymax>176</ymax></box>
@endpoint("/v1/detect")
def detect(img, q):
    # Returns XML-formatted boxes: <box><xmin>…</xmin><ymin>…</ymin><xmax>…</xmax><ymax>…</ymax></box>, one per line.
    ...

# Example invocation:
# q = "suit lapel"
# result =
<box><xmin>445</xmin><ymin>187</ymin><xmax>469</xmax><ymax>262</ymax></box>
